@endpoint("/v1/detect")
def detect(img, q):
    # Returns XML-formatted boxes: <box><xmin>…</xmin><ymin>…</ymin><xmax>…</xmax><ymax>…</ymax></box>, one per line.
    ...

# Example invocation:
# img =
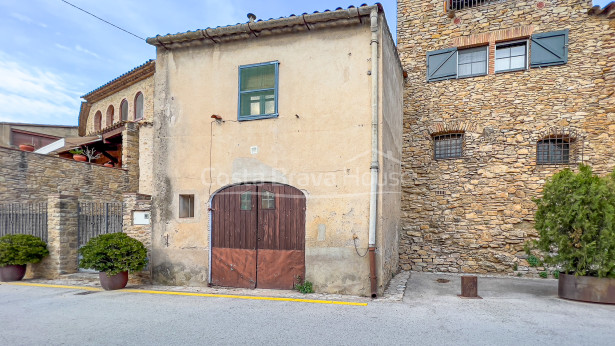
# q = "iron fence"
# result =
<box><xmin>78</xmin><ymin>202</ymin><xmax>123</xmax><ymax>248</ymax></box>
<box><xmin>0</xmin><ymin>203</ymin><xmax>48</xmax><ymax>242</ymax></box>
<box><xmin>448</xmin><ymin>0</ymin><xmax>508</xmax><ymax>11</ymax></box>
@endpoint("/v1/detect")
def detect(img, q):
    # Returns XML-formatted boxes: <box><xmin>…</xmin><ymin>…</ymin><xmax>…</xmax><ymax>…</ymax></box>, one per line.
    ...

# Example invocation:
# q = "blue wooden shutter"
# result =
<box><xmin>530</xmin><ymin>29</ymin><xmax>569</xmax><ymax>68</ymax></box>
<box><xmin>426</xmin><ymin>48</ymin><xmax>457</xmax><ymax>82</ymax></box>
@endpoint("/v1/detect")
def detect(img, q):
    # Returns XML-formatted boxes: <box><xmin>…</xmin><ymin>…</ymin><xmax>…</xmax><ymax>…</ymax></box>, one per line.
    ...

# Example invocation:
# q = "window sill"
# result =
<box><xmin>457</xmin><ymin>73</ymin><xmax>488</xmax><ymax>80</ymax></box>
<box><xmin>495</xmin><ymin>67</ymin><xmax>527</xmax><ymax>74</ymax></box>
<box><xmin>238</xmin><ymin>113</ymin><xmax>279</xmax><ymax>122</ymax></box>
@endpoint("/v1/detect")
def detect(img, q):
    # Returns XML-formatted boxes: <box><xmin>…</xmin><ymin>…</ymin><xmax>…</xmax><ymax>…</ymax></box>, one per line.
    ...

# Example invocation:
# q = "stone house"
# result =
<box><xmin>77</xmin><ymin>59</ymin><xmax>156</xmax><ymax>195</ymax></box>
<box><xmin>397</xmin><ymin>0</ymin><xmax>615</xmax><ymax>274</ymax></box>
<box><xmin>144</xmin><ymin>4</ymin><xmax>403</xmax><ymax>296</ymax></box>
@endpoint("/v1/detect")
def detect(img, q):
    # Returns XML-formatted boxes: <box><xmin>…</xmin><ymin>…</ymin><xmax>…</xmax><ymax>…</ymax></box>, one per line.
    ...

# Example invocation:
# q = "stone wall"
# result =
<box><xmin>123</xmin><ymin>193</ymin><xmax>152</xmax><ymax>284</ymax></box>
<box><xmin>397</xmin><ymin>0</ymin><xmax>615</xmax><ymax>274</ymax></box>
<box><xmin>0</xmin><ymin>146</ymin><xmax>134</xmax><ymax>202</ymax></box>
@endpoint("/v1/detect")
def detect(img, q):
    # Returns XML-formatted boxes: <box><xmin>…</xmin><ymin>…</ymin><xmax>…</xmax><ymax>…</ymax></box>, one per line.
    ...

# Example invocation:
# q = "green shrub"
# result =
<box><xmin>534</xmin><ymin>165</ymin><xmax>615</xmax><ymax>278</ymax></box>
<box><xmin>539</xmin><ymin>271</ymin><xmax>548</xmax><ymax>279</ymax></box>
<box><xmin>527</xmin><ymin>255</ymin><xmax>539</xmax><ymax>267</ymax></box>
<box><xmin>79</xmin><ymin>233</ymin><xmax>147</xmax><ymax>276</ymax></box>
<box><xmin>294</xmin><ymin>276</ymin><xmax>314</xmax><ymax>294</ymax></box>
<box><xmin>0</xmin><ymin>234</ymin><xmax>49</xmax><ymax>266</ymax></box>
<box><xmin>553</xmin><ymin>270</ymin><xmax>560</xmax><ymax>279</ymax></box>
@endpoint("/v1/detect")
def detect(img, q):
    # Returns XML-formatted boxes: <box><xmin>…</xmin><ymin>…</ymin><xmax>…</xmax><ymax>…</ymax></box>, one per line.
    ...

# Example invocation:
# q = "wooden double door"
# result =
<box><xmin>210</xmin><ymin>183</ymin><xmax>306</xmax><ymax>289</ymax></box>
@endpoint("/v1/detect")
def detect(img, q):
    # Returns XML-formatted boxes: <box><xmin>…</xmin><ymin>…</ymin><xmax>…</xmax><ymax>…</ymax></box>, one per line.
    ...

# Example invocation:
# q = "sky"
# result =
<box><xmin>0</xmin><ymin>0</ymin><xmax>611</xmax><ymax>126</ymax></box>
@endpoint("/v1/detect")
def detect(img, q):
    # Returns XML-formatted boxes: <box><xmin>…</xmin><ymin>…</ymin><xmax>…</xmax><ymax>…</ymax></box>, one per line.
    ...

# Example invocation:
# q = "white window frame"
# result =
<box><xmin>457</xmin><ymin>46</ymin><xmax>489</xmax><ymax>79</ymax></box>
<box><xmin>495</xmin><ymin>40</ymin><xmax>529</xmax><ymax>74</ymax></box>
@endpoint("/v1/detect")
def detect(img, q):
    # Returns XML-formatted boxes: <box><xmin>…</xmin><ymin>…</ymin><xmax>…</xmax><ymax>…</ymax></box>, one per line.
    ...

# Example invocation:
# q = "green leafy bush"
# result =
<box><xmin>539</xmin><ymin>271</ymin><xmax>548</xmax><ymax>279</ymax></box>
<box><xmin>0</xmin><ymin>234</ymin><xmax>49</xmax><ymax>266</ymax></box>
<box><xmin>79</xmin><ymin>232</ymin><xmax>147</xmax><ymax>276</ymax></box>
<box><xmin>534</xmin><ymin>165</ymin><xmax>615</xmax><ymax>278</ymax></box>
<box><xmin>553</xmin><ymin>270</ymin><xmax>560</xmax><ymax>279</ymax></box>
<box><xmin>527</xmin><ymin>255</ymin><xmax>539</xmax><ymax>267</ymax></box>
<box><xmin>294</xmin><ymin>276</ymin><xmax>314</xmax><ymax>294</ymax></box>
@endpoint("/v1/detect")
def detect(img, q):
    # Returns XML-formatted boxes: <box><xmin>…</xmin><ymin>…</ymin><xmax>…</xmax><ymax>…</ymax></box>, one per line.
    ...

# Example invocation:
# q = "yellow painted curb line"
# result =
<box><xmin>1</xmin><ymin>282</ymin><xmax>367</xmax><ymax>306</ymax></box>
<box><xmin>4</xmin><ymin>282</ymin><xmax>102</xmax><ymax>291</ymax></box>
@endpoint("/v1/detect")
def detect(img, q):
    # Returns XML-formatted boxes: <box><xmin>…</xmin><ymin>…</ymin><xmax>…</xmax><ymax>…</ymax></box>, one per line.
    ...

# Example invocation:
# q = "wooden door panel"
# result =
<box><xmin>257</xmin><ymin>249</ymin><xmax>305</xmax><ymax>290</ymax></box>
<box><xmin>211</xmin><ymin>248</ymin><xmax>256</xmax><ymax>289</ymax></box>
<box><xmin>211</xmin><ymin>185</ymin><xmax>257</xmax><ymax>288</ymax></box>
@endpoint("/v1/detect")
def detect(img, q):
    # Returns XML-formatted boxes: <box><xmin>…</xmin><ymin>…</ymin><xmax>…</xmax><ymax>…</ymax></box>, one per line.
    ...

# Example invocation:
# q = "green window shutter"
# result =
<box><xmin>426</xmin><ymin>48</ymin><xmax>457</xmax><ymax>82</ymax></box>
<box><xmin>530</xmin><ymin>29</ymin><xmax>569</xmax><ymax>68</ymax></box>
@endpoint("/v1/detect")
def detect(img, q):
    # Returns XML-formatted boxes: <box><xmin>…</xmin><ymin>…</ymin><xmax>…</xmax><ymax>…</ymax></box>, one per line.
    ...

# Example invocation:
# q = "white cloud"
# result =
<box><xmin>0</xmin><ymin>51</ymin><xmax>81</xmax><ymax>125</ymax></box>
<box><xmin>11</xmin><ymin>12</ymin><xmax>47</xmax><ymax>28</ymax></box>
<box><xmin>75</xmin><ymin>45</ymin><xmax>101</xmax><ymax>59</ymax></box>
<box><xmin>55</xmin><ymin>43</ymin><xmax>71</xmax><ymax>51</ymax></box>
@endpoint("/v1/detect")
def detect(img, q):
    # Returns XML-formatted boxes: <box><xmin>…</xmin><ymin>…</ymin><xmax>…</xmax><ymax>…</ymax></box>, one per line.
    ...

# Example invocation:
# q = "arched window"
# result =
<box><xmin>433</xmin><ymin>132</ymin><xmax>464</xmax><ymax>160</ymax></box>
<box><xmin>106</xmin><ymin>105</ymin><xmax>115</xmax><ymax>127</ymax></box>
<box><xmin>134</xmin><ymin>92</ymin><xmax>144</xmax><ymax>120</ymax></box>
<box><xmin>94</xmin><ymin>111</ymin><xmax>102</xmax><ymax>132</ymax></box>
<box><xmin>537</xmin><ymin>135</ymin><xmax>575</xmax><ymax>165</ymax></box>
<box><xmin>120</xmin><ymin>99</ymin><xmax>128</xmax><ymax>121</ymax></box>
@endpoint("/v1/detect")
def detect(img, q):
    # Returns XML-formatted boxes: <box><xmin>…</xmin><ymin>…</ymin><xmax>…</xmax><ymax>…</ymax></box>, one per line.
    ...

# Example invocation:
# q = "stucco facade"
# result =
<box><xmin>147</xmin><ymin>5</ymin><xmax>402</xmax><ymax>296</ymax></box>
<box><xmin>397</xmin><ymin>0</ymin><xmax>615</xmax><ymax>274</ymax></box>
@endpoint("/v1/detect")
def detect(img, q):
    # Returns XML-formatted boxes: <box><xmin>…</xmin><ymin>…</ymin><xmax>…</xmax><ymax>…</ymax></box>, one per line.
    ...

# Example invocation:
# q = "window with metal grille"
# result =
<box><xmin>179</xmin><ymin>194</ymin><xmax>195</xmax><ymax>218</ymax></box>
<box><xmin>238</xmin><ymin>61</ymin><xmax>279</xmax><ymax>121</ymax></box>
<box><xmin>433</xmin><ymin>133</ymin><xmax>464</xmax><ymax>160</ymax></box>
<box><xmin>448</xmin><ymin>0</ymin><xmax>506</xmax><ymax>11</ymax></box>
<box><xmin>536</xmin><ymin>136</ymin><xmax>574</xmax><ymax>165</ymax></box>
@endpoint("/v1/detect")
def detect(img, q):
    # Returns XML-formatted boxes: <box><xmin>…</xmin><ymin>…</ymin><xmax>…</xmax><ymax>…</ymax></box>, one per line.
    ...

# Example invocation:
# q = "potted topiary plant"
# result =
<box><xmin>0</xmin><ymin>234</ymin><xmax>49</xmax><ymax>282</ymax></box>
<box><xmin>533</xmin><ymin>164</ymin><xmax>615</xmax><ymax>304</ymax></box>
<box><xmin>79</xmin><ymin>232</ymin><xmax>148</xmax><ymax>290</ymax></box>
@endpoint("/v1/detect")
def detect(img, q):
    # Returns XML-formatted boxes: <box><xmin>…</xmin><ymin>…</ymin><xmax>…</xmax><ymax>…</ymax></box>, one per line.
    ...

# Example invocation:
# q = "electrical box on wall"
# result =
<box><xmin>133</xmin><ymin>211</ymin><xmax>150</xmax><ymax>225</ymax></box>
<box><xmin>250</xmin><ymin>146</ymin><xmax>258</xmax><ymax>155</ymax></box>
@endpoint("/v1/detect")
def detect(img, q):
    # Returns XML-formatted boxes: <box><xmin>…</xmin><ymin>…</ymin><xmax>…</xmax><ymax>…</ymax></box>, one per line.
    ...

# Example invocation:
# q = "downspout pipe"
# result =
<box><xmin>368</xmin><ymin>7</ymin><xmax>379</xmax><ymax>299</ymax></box>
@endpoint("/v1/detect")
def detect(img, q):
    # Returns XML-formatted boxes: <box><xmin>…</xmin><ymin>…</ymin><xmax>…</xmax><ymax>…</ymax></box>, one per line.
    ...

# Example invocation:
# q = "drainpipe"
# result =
<box><xmin>368</xmin><ymin>7</ymin><xmax>379</xmax><ymax>299</ymax></box>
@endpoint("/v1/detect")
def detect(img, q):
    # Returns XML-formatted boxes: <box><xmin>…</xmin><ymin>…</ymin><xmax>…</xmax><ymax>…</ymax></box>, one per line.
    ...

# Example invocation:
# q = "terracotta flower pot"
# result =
<box><xmin>99</xmin><ymin>271</ymin><xmax>129</xmax><ymax>290</ymax></box>
<box><xmin>0</xmin><ymin>264</ymin><xmax>27</xmax><ymax>282</ymax></box>
<box><xmin>559</xmin><ymin>273</ymin><xmax>615</xmax><ymax>304</ymax></box>
<box><xmin>19</xmin><ymin>144</ymin><xmax>35</xmax><ymax>152</ymax></box>
<box><xmin>103</xmin><ymin>163</ymin><xmax>114</xmax><ymax>167</ymax></box>
<box><xmin>73</xmin><ymin>154</ymin><xmax>87</xmax><ymax>162</ymax></box>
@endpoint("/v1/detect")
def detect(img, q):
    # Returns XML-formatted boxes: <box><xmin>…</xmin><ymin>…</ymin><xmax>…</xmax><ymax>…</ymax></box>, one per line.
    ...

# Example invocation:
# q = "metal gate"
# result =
<box><xmin>210</xmin><ymin>183</ymin><xmax>306</xmax><ymax>289</ymax></box>
<box><xmin>78</xmin><ymin>202</ymin><xmax>123</xmax><ymax>248</ymax></box>
<box><xmin>0</xmin><ymin>203</ymin><xmax>48</xmax><ymax>242</ymax></box>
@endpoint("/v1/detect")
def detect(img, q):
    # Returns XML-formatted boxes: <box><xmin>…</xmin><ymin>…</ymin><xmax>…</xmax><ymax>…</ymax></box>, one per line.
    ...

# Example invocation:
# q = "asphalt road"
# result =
<box><xmin>1</xmin><ymin>273</ymin><xmax>614</xmax><ymax>345</ymax></box>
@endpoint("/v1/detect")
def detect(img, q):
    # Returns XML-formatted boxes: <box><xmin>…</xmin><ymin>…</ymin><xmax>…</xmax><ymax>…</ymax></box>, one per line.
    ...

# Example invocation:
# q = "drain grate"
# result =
<box><xmin>74</xmin><ymin>291</ymin><xmax>98</xmax><ymax>295</ymax></box>
<box><xmin>436</xmin><ymin>278</ymin><xmax>450</xmax><ymax>283</ymax></box>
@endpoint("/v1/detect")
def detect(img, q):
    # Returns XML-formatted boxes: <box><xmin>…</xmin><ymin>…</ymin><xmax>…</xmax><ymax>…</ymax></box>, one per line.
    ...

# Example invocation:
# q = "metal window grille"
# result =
<box><xmin>448</xmin><ymin>0</ymin><xmax>507</xmax><ymax>11</ymax></box>
<box><xmin>537</xmin><ymin>137</ymin><xmax>574</xmax><ymax>165</ymax></box>
<box><xmin>434</xmin><ymin>133</ymin><xmax>464</xmax><ymax>160</ymax></box>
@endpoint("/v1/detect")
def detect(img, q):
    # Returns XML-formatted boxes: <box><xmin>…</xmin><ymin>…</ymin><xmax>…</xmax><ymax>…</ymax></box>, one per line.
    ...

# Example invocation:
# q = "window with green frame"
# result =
<box><xmin>238</xmin><ymin>61</ymin><xmax>279</xmax><ymax>120</ymax></box>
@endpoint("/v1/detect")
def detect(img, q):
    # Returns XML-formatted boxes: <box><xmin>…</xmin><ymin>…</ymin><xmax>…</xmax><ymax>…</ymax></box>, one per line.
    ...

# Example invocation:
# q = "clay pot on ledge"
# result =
<box><xmin>73</xmin><ymin>154</ymin><xmax>87</xmax><ymax>162</ymax></box>
<box><xmin>0</xmin><ymin>264</ymin><xmax>27</xmax><ymax>282</ymax></box>
<box><xmin>19</xmin><ymin>144</ymin><xmax>35</xmax><ymax>152</ymax></box>
<box><xmin>103</xmin><ymin>162</ymin><xmax>114</xmax><ymax>168</ymax></box>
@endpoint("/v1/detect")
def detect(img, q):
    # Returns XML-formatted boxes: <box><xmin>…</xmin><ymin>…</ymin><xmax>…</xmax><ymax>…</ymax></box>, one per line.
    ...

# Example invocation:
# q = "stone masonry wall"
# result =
<box><xmin>397</xmin><ymin>0</ymin><xmax>615</xmax><ymax>274</ymax></box>
<box><xmin>123</xmin><ymin>193</ymin><xmax>152</xmax><ymax>284</ymax></box>
<box><xmin>0</xmin><ymin>146</ymin><xmax>134</xmax><ymax>202</ymax></box>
